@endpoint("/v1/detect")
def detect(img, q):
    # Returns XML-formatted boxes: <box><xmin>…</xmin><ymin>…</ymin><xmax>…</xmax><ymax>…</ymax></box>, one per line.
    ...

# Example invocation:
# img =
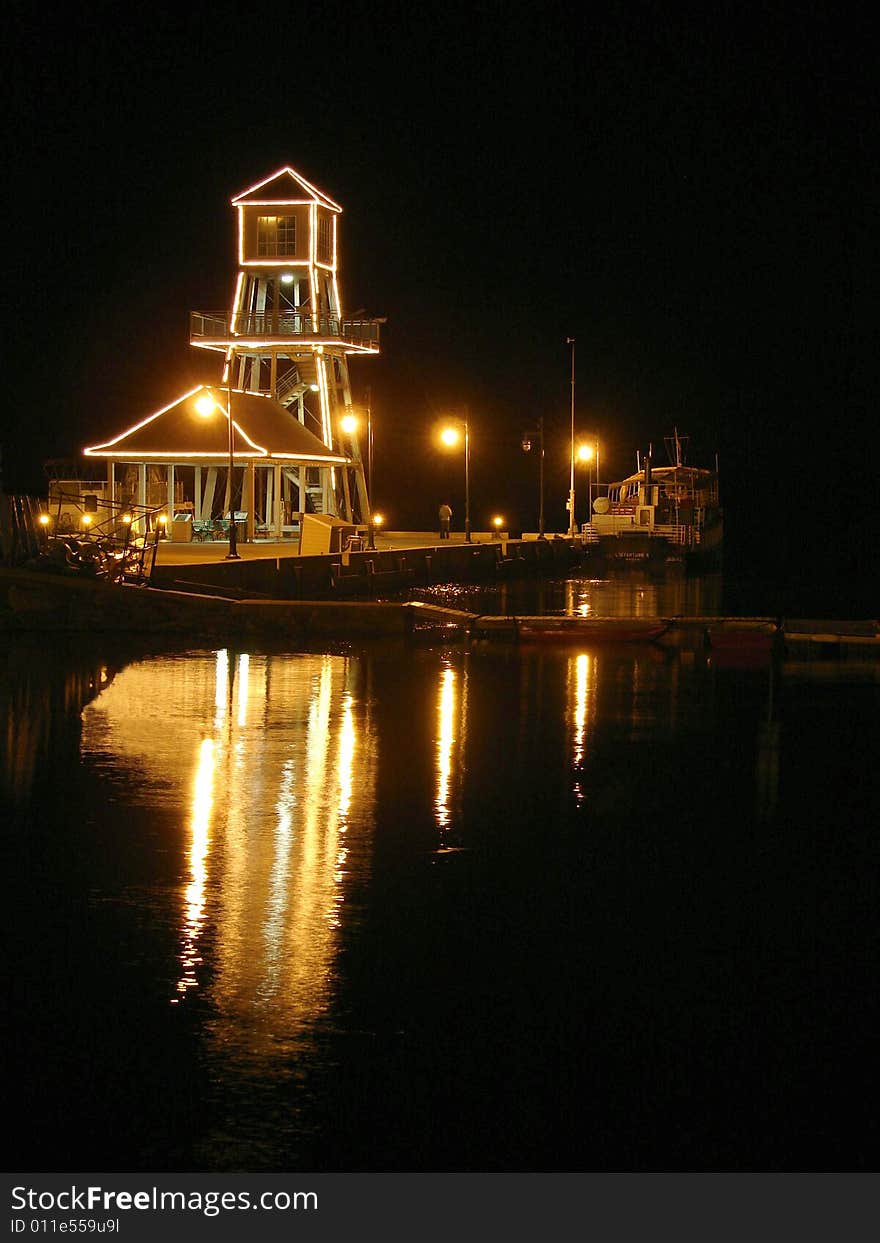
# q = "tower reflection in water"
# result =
<box><xmin>80</xmin><ymin>650</ymin><xmax>377</xmax><ymax>1065</ymax></box>
<box><xmin>21</xmin><ymin>632</ymin><xmax>804</xmax><ymax>1170</ymax></box>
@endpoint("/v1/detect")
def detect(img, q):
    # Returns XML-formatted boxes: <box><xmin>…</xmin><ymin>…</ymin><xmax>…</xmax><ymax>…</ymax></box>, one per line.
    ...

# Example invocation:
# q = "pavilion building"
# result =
<box><xmin>72</xmin><ymin>166</ymin><xmax>382</xmax><ymax>542</ymax></box>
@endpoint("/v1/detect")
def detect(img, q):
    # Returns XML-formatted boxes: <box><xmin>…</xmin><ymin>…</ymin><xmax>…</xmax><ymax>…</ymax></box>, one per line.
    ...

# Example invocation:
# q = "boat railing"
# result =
<box><xmin>652</xmin><ymin>524</ymin><xmax>698</xmax><ymax>546</ymax></box>
<box><xmin>581</xmin><ymin>521</ymin><xmax>699</xmax><ymax>547</ymax></box>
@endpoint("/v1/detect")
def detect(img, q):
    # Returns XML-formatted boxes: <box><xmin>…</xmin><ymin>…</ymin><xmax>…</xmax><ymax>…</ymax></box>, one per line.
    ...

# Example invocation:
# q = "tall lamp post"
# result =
<box><xmin>594</xmin><ymin>436</ymin><xmax>600</xmax><ymax>514</ymax></box>
<box><xmin>521</xmin><ymin>417</ymin><xmax>546</xmax><ymax>539</ymax></box>
<box><xmin>566</xmin><ymin>336</ymin><xmax>576</xmax><ymax>538</ymax></box>
<box><xmin>226</xmin><ymin>350</ymin><xmax>240</xmax><ymax>559</ymax></box>
<box><xmin>341</xmin><ymin>400</ymin><xmax>376</xmax><ymax>549</ymax></box>
<box><xmin>577</xmin><ymin>441</ymin><xmax>593</xmax><ymax>528</ymax></box>
<box><xmin>439</xmin><ymin>408</ymin><xmax>471</xmax><ymax>542</ymax></box>
<box><xmin>365</xmin><ymin>387</ymin><xmax>375</xmax><ymax>549</ymax></box>
<box><xmin>195</xmin><ymin>379</ymin><xmax>240</xmax><ymax>559</ymax></box>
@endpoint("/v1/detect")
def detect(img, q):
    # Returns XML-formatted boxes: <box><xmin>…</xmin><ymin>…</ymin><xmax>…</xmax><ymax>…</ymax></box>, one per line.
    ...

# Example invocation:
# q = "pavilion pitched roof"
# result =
<box><xmin>83</xmin><ymin>386</ymin><xmax>348</xmax><ymax>464</ymax></box>
<box><xmin>231</xmin><ymin>167</ymin><xmax>342</xmax><ymax>212</ymax></box>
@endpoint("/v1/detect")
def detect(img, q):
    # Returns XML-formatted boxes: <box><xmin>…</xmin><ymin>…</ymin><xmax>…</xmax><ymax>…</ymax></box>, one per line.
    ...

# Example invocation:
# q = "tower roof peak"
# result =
<box><xmin>231</xmin><ymin>166</ymin><xmax>342</xmax><ymax>212</ymax></box>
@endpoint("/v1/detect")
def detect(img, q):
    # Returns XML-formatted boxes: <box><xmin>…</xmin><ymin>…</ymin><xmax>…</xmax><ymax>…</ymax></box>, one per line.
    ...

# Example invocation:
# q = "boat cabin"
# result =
<box><xmin>588</xmin><ymin>465</ymin><xmax>721</xmax><ymax>545</ymax></box>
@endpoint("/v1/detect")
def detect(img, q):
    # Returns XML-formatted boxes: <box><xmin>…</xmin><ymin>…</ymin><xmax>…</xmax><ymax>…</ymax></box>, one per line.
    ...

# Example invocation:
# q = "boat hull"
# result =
<box><xmin>472</xmin><ymin>616</ymin><xmax>671</xmax><ymax>644</ymax></box>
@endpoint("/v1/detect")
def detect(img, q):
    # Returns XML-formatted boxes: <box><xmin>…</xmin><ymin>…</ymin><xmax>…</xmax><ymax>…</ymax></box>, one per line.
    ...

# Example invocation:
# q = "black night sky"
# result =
<box><xmin>4</xmin><ymin>4</ymin><xmax>877</xmax><ymax>588</ymax></box>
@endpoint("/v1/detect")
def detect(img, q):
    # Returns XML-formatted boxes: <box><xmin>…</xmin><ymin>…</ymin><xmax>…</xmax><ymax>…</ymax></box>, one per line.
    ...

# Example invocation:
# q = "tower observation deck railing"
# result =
<box><xmin>190</xmin><ymin>310</ymin><xmax>382</xmax><ymax>350</ymax></box>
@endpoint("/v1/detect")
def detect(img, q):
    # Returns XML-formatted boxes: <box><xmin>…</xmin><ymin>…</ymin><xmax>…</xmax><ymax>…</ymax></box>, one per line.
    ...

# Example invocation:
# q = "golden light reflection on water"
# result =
<box><xmin>177</xmin><ymin>737</ymin><xmax>215</xmax><ymax>997</ymax></box>
<box><xmin>214</xmin><ymin>648</ymin><xmax>228</xmax><ymax>721</ymax></box>
<box><xmin>435</xmin><ymin>666</ymin><xmax>456</xmax><ymax>831</ymax></box>
<box><xmin>80</xmin><ymin>650</ymin><xmax>376</xmax><ymax>1063</ymax></box>
<box><xmin>569</xmin><ymin>652</ymin><xmax>596</xmax><ymax>803</ymax></box>
<box><xmin>563</xmin><ymin>573</ymin><xmax>723</xmax><ymax>619</ymax></box>
<box><xmin>434</xmin><ymin>660</ymin><xmax>468</xmax><ymax>836</ymax></box>
<box><xmin>236</xmin><ymin>653</ymin><xmax>249</xmax><ymax>727</ymax></box>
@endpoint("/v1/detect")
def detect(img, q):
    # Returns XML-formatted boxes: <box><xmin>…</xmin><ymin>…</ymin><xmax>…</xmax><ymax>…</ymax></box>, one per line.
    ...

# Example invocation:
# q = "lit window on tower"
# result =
<box><xmin>318</xmin><ymin>215</ymin><xmax>331</xmax><ymax>263</ymax></box>
<box><xmin>258</xmin><ymin>215</ymin><xmax>297</xmax><ymax>256</ymax></box>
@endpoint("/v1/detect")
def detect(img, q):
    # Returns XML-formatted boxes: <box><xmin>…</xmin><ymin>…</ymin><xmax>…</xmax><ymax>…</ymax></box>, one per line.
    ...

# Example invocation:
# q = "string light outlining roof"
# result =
<box><xmin>231</xmin><ymin>166</ymin><xmax>343</xmax><ymax>213</ymax></box>
<box><xmin>84</xmin><ymin>386</ymin><xmax>349</xmax><ymax>463</ymax></box>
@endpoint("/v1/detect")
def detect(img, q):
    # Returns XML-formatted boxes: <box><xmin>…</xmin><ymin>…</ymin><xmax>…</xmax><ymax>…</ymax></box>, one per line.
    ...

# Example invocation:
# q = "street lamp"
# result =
<box><xmin>577</xmin><ymin>436</ymin><xmax>600</xmax><ymax>527</ymax></box>
<box><xmin>340</xmin><ymin>397</ymin><xmax>376</xmax><ymax>548</ymax></box>
<box><xmin>365</xmin><ymin>387</ymin><xmax>375</xmax><ymax>549</ymax></box>
<box><xmin>439</xmin><ymin>408</ymin><xmax>471</xmax><ymax>542</ymax></box>
<box><xmin>566</xmin><ymin>336</ymin><xmax>576</xmax><ymax>538</ymax></box>
<box><xmin>226</xmin><ymin>354</ymin><xmax>240</xmax><ymax>560</ymax></box>
<box><xmin>577</xmin><ymin>442</ymin><xmax>593</xmax><ymax>530</ymax></box>
<box><xmin>521</xmin><ymin>417</ymin><xmax>546</xmax><ymax>539</ymax></box>
<box><xmin>196</xmin><ymin>385</ymin><xmax>239</xmax><ymax>559</ymax></box>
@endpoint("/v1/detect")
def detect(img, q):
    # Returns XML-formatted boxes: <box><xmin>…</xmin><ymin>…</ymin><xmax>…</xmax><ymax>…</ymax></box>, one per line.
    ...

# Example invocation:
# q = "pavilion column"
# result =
<box><xmin>204</xmin><ymin>469</ymin><xmax>217</xmax><ymax>519</ymax></box>
<box><xmin>138</xmin><ymin>464</ymin><xmax>147</xmax><ymax>532</ymax></box>
<box><xmin>195</xmin><ymin>466</ymin><xmax>202</xmax><ymax>520</ymax></box>
<box><xmin>274</xmin><ymin>464</ymin><xmax>282</xmax><ymax>538</ymax></box>
<box><xmin>109</xmin><ymin>462</ymin><xmax>116</xmax><ymax>513</ymax></box>
<box><xmin>246</xmin><ymin>462</ymin><xmax>255</xmax><ymax>542</ymax></box>
<box><xmin>167</xmin><ymin>463</ymin><xmax>175</xmax><ymax>519</ymax></box>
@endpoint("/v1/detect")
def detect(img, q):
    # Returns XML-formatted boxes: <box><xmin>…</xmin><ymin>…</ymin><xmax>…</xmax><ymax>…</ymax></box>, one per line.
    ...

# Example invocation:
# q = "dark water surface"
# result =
<box><xmin>4</xmin><ymin>576</ymin><xmax>879</xmax><ymax>1171</ymax></box>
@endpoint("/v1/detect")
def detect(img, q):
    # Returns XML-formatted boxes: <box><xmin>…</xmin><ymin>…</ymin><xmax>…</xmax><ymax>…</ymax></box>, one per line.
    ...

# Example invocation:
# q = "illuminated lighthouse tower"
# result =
<box><xmin>190</xmin><ymin>166</ymin><xmax>382</xmax><ymax>521</ymax></box>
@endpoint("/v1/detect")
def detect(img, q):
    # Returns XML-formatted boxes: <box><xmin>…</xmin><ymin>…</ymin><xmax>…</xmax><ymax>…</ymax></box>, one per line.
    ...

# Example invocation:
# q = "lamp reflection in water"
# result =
<box><xmin>80</xmin><ymin>649</ymin><xmax>377</xmax><ymax>1066</ymax></box>
<box><xmin>435</xmin><ymin>667</ymin><xmax>456</xmax><ymax>832</ymax></box>
<box><xmin>236</xmin><ymin>654</ymin><xmax>250</xmax><ymax>727</ymax></box>
<box><xmin>176</xmin><ymin>737</ymin><xmax>216</xmax><ymax>997</ymax></box>
<box><xmin>569</xmin><ymin>653</ymin><xmax>596</xmax><ymax>804</ymax></box>
<box><xmin>434</xmin><ymin>659</ymin><xmax>468</xmax><ymax>837</ymax></box>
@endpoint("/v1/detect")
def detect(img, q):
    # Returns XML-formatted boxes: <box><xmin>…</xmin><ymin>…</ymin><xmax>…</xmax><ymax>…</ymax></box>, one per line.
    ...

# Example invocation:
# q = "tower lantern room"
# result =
<box><xmin>190</xmin><ymin>165</ymin><xmax>383</xmax><ymax>522</ymax></box>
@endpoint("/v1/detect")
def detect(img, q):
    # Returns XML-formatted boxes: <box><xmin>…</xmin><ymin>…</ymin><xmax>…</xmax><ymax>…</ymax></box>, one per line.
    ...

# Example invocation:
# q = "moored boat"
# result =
<box><xmin>583</xmin><ymin>430</ymin><xmax>723</xmax><ymax>570</ymax></box>
<box><xmin>471</xmin><ymin>615</ymin><xmax>671</xmax><ymax>644</ymax></box>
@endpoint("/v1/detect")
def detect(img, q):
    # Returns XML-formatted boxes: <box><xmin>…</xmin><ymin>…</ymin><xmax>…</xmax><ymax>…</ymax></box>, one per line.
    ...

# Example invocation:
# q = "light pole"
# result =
<box><xmin>521</xmin><ymin>417</ymin><xmax>546</xmax><ymax>539</ymax></box>
<box><xmin>195</xmin><ymin>379</ymin><xmax>239</xmax><ymax>558</ymax></box>
<box><xmin>341</xmin><ymin>401</ymin><xmax>375</xmax><ymax>548</ymax></box>
<box><xmin>439</xmin><ymin>408</ymin><xmax>471</xmax><ymax>542</ymax></box>
<box><xmin>464</xmin><ymin>409</ymin><xmax>471</xmax><ymax>543</ymax></box>
<box><xmin>365</xmin><ymin>387</ymin><xmax>375</xmax><ymax>549</ymax></box>
<box><xmin>226</xmin><ymin>350</ymin><xmax>240</xmax><ymax>560</ymax></box>
<box><xmin>566</xmin><ymin>336</ymin><xmax>576</xmax><ymax>538</ymax></box>
<box><xmin>595</xmin><ymin>436</ymin><xmax>600</xmax><ymax>513</ymax></box>
<box><xmin>577</xmin><ymin>442</ymin><xmax>593</xmax><ymax>530</ymax></box>
<box><xmin>576</xmin><ymin>436</ymin><xmax>601</xmax><ymax>529</ymax></box>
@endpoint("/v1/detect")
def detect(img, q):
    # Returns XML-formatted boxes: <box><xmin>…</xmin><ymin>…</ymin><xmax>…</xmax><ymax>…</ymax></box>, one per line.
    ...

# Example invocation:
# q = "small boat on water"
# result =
<box><xmin>471</xmin><ymin>615</ymin><xmax>671</xmax><ymax>644</ymax></box>
<box><xmin>703</xmin><ymin>618</ymin><xmax>778</xmax><ymax>650</ymax></box>
<box><xmin>584</xmin><ymin>430</ymin><xmax>723</xmax><ymax>570</ymax></box>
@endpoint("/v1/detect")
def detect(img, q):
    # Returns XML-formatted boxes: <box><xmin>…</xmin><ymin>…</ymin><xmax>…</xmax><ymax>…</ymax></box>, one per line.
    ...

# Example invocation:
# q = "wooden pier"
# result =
<box><xmin>1</xmin><ymin>566</ymin><xmax>878</xmax><ymax>659</ymax></box>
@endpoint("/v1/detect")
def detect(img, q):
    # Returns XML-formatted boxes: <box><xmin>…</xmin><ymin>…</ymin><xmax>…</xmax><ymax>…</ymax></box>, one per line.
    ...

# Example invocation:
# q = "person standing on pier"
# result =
<box><xmin>438</xmin><ymin>502</ymin><xmax>452</xmax><ymax>539</ymax></box>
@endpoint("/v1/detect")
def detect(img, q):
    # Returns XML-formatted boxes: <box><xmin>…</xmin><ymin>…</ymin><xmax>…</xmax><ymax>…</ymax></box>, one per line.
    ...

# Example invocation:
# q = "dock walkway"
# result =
<box><xmin>1</xmin><ymin>567</ymin><xmax>878</xmax><ymax>659</ymax></box>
